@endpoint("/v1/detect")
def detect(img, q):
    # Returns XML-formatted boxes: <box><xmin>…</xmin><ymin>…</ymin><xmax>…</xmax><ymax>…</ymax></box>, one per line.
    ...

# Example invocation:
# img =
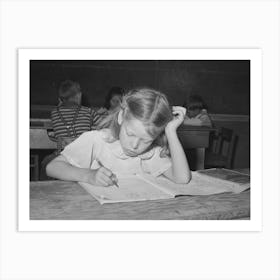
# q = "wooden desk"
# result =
<box><xmin>177</xmin><ymin>125</ymin><xmax>216</xmax><ymax>170</ymax></box>
<box><xmin>30</xmin><ymin>128</ymin><xmax>56</xmax><ymax>149</ymax></box>
<box><xmin>30</xmin><ymin>119</ymin><xmax>55</xmax><ymax>149</ymax></box>
<box><xmin>30</xmin><ymin>179</ymin><xmax>250</xmax><ymax>220</ymax></box>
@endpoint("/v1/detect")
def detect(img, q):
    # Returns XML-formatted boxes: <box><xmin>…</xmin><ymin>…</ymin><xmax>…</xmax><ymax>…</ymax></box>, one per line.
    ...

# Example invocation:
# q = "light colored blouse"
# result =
<box><xmin>61</xmin><ymin>129</ymin><xmax>172</xmax><ymax>177</ymax></box>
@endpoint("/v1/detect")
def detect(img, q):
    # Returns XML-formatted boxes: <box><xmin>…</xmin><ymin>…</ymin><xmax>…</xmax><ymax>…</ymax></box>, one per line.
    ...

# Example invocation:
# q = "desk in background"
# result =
<box><xmin>30</xmin><ymin>119</ymin><xmax>55</xmax><ymax>149</ymax></box>
<box><xmin>177</xmin><ymin>125</ymin><xmax>216</xmax><ymax>170</ymax></box>
<box><xmin>30</xmin><ymin>118</ymin><xmax>215</xmax><ymax>170</ymax></box>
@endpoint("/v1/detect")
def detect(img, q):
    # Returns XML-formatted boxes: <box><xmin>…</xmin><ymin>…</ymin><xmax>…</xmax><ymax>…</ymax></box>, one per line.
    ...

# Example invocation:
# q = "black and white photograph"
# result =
<box><xmin>19</xmin><ymin>49</ymin><xmax>260</xmax><ymax>229</ymax></box>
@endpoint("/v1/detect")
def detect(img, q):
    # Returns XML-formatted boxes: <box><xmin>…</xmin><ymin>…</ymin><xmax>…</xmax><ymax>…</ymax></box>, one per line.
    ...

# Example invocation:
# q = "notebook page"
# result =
<box><xmin>152</xmin><ymin>171</ymin><xmax>250</xmax><ymax>196</ymax></box>
<box><xmin>79</xmin><ymin>175</ymin><xmax>173</xmax><ymax>204</ymax></box>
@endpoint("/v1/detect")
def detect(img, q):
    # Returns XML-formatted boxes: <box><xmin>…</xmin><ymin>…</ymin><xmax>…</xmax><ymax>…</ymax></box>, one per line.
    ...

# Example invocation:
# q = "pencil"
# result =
<box><xmin>96</xmin><ymin>159</ymin><xmax>119</xmax><ymax>188</ymax></box>
<box><xmin>111</xmin><ymin>175</ymin><xmax>120</xmax><ymax>188</ymax></box>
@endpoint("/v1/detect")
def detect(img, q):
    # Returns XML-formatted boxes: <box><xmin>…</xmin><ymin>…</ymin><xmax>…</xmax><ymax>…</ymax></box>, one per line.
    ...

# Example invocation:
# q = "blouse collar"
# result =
<box><xmin>101</xmin><ymin>129</ymin><xmax>156</xmax><ymax>160</ymax></box>
<box><xmin>110</xmin><ymin>140</ymin><xmax>155</xmax><ymax>160</ymax></box>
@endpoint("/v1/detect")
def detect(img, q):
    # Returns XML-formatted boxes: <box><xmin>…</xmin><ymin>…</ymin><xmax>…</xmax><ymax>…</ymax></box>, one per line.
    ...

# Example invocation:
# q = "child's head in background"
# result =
<box><xmin>104</xmin><ymin>87</ymin><xmax>124</xmax><ymax>111</ymax></box>
<box><xmin>58</xmin><ymin>80</ymin><xmax>82</xmax><ymax>106</ymax></box>
<box><xmin>100</xmin><ymin>88</ymin><xmax>173</xmax><ymax>157</ymax></box>
<box><xmin>184</xmin><ymin>94</ymin><xmax>207</xmax><ymax>118</ymax></box>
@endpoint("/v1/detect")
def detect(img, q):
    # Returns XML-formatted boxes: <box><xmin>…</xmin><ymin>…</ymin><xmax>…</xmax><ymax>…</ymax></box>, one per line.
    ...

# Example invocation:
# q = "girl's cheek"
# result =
<box><xmin>142</xmin><ymin>142</ymin><xmax>151</xmax><ymax>151</ymax></box>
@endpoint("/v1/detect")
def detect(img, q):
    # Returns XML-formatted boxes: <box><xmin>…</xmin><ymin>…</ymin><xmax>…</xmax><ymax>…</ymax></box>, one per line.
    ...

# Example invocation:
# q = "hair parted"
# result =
<box><xmin>97</xmin><ymin>87</ymin><xmax>173</xmax><ymax>156</ymax></box>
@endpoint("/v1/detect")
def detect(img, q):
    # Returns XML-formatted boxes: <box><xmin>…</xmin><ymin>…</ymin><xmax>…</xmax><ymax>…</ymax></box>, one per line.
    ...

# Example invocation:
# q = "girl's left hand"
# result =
<box><xmin>165</xmin><ymin>106</ymin><xmax>186</xmax><ymax>133</ymax></box>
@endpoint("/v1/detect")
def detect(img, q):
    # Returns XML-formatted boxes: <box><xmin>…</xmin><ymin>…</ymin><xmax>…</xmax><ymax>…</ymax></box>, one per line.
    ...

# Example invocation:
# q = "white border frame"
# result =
<box><xmin>19</xmin><ymin>48</ymin><xmax>262</xmax><ymax>232</ymax></box>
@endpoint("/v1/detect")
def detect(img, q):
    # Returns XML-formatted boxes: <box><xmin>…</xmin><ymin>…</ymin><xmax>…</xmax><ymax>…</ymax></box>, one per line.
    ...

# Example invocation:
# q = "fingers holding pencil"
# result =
<box><xmin>110</xmin><ymin>174</ymin><xmax>120</xmax><ymax>188</ymax></box>
<box><xmin>96</xmin><ymin>159</ymin><xmax>119</xmax><ymax>188</ymax></box>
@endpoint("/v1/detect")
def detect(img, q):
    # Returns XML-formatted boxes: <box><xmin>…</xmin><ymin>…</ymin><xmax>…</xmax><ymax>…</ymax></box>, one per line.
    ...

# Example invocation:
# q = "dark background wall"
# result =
<box><xmin>30</xmin><ymin>60</ymin><xmax>250</xmax><ymax>168</ymax></box>
<box><xmin>30</xmin><ymin>60</ymin><xmax>250</xmax><ymax>115</ymax></box>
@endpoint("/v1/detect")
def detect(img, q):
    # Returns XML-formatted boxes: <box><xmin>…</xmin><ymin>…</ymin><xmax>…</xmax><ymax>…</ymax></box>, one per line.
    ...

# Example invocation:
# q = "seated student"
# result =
<box><xmin>51</xmin><ymin>80</ymin><xmax>98</xmax><ymax>149</ymax></box>
<box><xmin>40</xmin><ymin>80</ymin><xmax>97</xmax><ymax>180</ymax></box>
<box><xmin>183</xmin><ymin>94</ymin><xmax>212</xmax><ymax>127</ymax></box>
<box><xmin>46</xmin><ymin>88</ymin><xmax>191</xmax><ymax>186</ymax></box>
<box><xmin>93</xmin><ymin>87</ymin><xmax>124</xmax><ymax>128</ymax></box>
<box><xmin>104</xmin><ymin>86</ymin><xmax>124</xmax><ymax>113</ymax></box>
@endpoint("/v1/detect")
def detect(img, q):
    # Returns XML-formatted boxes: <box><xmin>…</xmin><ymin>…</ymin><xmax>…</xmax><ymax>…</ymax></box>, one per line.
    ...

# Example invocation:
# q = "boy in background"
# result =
<box><xmin>51</xmin><ymin>80</ymin><xmax>97</xmax><ymax>149</ymax></box>
<box><xmin>40</xmin><ymin>80</ymin><xmax>97</xmax><ymax>179</ymax></box>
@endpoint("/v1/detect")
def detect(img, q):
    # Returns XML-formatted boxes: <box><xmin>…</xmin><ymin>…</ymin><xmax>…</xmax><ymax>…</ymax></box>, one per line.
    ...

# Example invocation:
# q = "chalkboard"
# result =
<box><xmin>30</xmin><ymin>60</ymin><xmax>250</xmax><ymax>115</ymax></box>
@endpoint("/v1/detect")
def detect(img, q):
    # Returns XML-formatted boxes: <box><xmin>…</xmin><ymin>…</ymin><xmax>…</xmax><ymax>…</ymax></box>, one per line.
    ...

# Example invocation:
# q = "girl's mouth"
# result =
<box><xmin>124</xmin><ymin>149</ymin><xmax>137</xmax><ymax>157</ymax></box>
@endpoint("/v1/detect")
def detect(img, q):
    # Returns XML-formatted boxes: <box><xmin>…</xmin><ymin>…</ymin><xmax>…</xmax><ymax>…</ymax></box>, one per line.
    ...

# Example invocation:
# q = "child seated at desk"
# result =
<box><xmin>40</xmin><ymin>80</ymin><xmax>98</xmax><ymax>180</ymax></box>
<box><xmin>183</xmin><ymin>94</ymin><xmax>212</xmax><ymax>127</ymax></box>
<box><xmin>50</xmin><ymin>80</ymin><xmax>101</xmax><ymax>150</ymax></box>
<box><xmin>46</xmin><ymin>88</ymin><xmax>191</xmax><ymax>186</ymax></box>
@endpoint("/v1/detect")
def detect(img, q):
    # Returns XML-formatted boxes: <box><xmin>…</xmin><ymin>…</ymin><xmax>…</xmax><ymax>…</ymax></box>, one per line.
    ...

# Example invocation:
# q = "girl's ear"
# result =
<box><xmin>117</xmin><ymin>109</ymin><xmax>124</xmax><ymax>125</ymax></box>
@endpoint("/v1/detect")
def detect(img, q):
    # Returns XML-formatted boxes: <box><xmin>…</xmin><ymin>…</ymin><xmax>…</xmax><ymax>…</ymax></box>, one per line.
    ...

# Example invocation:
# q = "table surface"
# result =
<box><xmin>30</xmin><ymin>169</ymin><xmax>250</xmax><ymax>220</ymax></box>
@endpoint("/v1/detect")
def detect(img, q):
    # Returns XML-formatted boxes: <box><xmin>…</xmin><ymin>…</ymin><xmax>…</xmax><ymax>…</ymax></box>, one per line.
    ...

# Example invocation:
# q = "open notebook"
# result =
<box><xmin>79</xmin><ymin>168</ymin><xmax>250</xmax><ymax>205</ymax></box>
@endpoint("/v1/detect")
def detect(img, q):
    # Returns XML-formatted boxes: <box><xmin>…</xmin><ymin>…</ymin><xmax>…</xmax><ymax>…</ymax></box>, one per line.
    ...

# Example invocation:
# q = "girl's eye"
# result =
<box><xmin>126</xmin><ymin>131</ymin><xmax>134</xmax><ymax>137</ymax></box>
<box><xmin>143</xmin><ymin>139</ymin><xmax>152</xmax><ymax>144</ymax></box>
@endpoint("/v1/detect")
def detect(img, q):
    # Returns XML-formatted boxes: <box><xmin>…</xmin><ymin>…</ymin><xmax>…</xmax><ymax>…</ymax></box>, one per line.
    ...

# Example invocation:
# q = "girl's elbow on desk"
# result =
<box><xmin>45</xmin><ymin>156</ymin><xmax>66</xmax><ymax>178</ymax></box>
<box><xmin>171</xmin><ymin>172</ymin><xmax>192</xmax><ymax>184</ymax></box>
<box><xmin>45</xmin><ymin>159</ymin><xmax>59</xmax><ymax>178</ymax></box>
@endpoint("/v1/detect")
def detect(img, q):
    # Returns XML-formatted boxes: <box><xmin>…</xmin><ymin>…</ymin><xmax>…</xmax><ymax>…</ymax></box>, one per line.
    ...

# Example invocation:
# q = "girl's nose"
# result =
<box><xmin>131</xmin><ymin>138</ymin><xmax>139</xmax><ymax>150</ymax></box>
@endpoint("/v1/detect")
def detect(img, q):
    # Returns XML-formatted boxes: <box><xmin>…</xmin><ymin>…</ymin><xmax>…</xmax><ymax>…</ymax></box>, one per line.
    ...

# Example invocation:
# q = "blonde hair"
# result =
<box><xmin>97</xmin><ymin>88</ymin><xmax>173</xmax><ymax>156</ymax></box>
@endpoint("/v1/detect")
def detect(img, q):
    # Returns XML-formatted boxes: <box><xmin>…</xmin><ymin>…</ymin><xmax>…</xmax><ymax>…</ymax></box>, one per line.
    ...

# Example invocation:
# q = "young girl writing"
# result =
<box><xmin>46</xmin><ymin>88</ymin><xmax>191</xmax><ymax>186</ymax></box>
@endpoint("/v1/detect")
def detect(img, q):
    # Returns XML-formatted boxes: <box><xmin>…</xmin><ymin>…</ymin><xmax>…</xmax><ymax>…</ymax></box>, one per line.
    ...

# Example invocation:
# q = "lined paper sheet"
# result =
<box><xmin>79</xmin><ymin>175</ymin><xmax>173</xmax><ymax>204</ymax></box>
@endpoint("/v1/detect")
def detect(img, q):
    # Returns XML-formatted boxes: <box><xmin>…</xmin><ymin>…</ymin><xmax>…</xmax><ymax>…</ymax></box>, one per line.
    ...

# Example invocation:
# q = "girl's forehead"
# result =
<box><xmin>124</xmin><ymin>119</ymin><xmax>154</xmax><ymax>140</ymax></box>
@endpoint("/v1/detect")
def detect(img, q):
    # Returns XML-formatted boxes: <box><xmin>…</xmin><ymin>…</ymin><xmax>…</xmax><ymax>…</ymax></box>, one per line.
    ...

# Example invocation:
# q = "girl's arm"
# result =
<box><xmin>163</xmin><ymin>106</ymin><xmax>191</xmax><ymax>184</ymax></box>
<box><xmin>46</xmin><ymin>154</ymin><xmax>115</xmax><ymax>186</ymax></box>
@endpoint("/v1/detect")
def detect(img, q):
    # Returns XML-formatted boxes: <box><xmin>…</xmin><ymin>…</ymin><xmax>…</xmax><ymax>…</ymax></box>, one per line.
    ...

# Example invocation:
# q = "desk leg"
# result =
<box><xmin>195</xmin><ymin>148</ymin><xmax>205</xmax><ymax>170</ymax></box>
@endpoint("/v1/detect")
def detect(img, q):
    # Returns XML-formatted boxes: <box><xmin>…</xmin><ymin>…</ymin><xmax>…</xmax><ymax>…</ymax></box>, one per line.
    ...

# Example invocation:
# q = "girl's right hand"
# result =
<box><xmin>84</xmin><ymin>167</ymin><xmax>114</xmax><ymax>187</ymax></box>
<box><xmin>165</xmin><ymin>106</ymin><xmax>186</xmax><ymax>133</ymax></box>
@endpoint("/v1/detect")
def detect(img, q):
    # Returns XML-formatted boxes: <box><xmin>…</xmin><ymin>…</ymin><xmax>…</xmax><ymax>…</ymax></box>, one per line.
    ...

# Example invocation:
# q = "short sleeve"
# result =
<box><xmin>144</xmin><ymin>147</ymin><xmax>172</xmax><ymax>177</ymax></box>
<box><xmin>61</xmin><ymin>131</ymin><xmax>100</xmax><ymax>168</ymax></box>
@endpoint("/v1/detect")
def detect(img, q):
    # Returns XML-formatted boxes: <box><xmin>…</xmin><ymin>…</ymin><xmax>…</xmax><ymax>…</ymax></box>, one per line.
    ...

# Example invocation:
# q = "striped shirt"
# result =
<box><xmin>91</xmin><ymin>108</ymin><xmax>110</xmax><ymax>129</ymax></box>
<box><xmin>51</xmin><ymin>105</ymin><xmax>96</xmax><ymax>139</ymax></box>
